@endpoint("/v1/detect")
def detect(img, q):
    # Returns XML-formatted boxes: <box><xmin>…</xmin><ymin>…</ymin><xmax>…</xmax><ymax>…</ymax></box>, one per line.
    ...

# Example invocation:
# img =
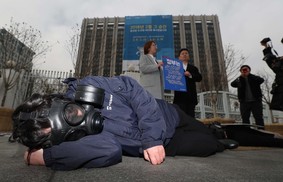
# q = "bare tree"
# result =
<box><xmin>65</xmin><ymin>23</ymin><xmax>80</xmax><ymax>71</ymax></box>
<box><xmin>224</xmin><ymin>44</ymin><xmax>247</xmax><ymax>84</ymax></box>
<box><xmin>206</xmin><ymin>44</ymin><xmax>247</xmax><ymax>118</ymax></box>
<box><xmin>257</xmin><ymin>70</ymin><xmax>276</xmax><ymax>123</ymax></box>
<box><xmin>0</xmin><ymin>18</ymin><xmax>51</xmax><ymax>106</ymax></box>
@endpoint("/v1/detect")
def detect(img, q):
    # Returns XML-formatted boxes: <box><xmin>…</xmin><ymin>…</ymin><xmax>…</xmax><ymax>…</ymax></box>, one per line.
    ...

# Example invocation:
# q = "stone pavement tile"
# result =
<box><xmin>1</xmin><ymin>135</ymin><xmax>283</xmax><ymax>182</ymax></box>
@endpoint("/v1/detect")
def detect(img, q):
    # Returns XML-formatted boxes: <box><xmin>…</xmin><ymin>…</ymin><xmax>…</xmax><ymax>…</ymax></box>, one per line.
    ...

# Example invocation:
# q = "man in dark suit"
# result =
<box><xmin>260</xmin><ymin>37</ymin><xmax>283</xmax><ymax>111</ymax></box>
<box><xmin>231</xmin><ymin>65</ymin><xmax>265</xmax><ymax>128</ymax></box>
<box><xmin>173</xmin><ymin>48</ymin><xmax>202</xmax><ymax>118</ymax></box>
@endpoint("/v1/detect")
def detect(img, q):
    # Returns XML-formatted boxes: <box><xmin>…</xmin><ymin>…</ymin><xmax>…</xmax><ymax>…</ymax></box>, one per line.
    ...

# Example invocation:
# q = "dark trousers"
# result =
<box><xmin>270</xmin><ymin>85</ymin><xmax>283</xmax><ymax>111</ymax></box>
<box><xmin>240</xmin><ymin>100</ymin><xmax>264</xmax><ymax>127</ymax></box>
<box><xmin>165</xmin><ymin>106</ymin><xmax>224</xmax><ymax>157</ymax></box>
<box><xmin>174</xmin><ymin>102</ymin><xmax>196</xmax><ymax>118</ymax></box>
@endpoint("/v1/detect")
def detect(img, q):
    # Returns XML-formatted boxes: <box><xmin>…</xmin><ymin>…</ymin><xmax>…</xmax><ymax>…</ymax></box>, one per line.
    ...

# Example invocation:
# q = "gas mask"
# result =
<box><xmin>18</xmin><ymin>85</ymin><xmax>105</xmax><ymax>148</ymax></box>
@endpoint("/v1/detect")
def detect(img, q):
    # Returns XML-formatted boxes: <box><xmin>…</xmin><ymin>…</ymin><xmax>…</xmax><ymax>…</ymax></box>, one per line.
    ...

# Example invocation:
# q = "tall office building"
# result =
<box><xmin>0</xmin><ymin>29</ymin><xmax>35</xmax><ymax>71</ymax></box>
<box><xmin>76</xmin><ymin>15</ymin><xmax>228</xmax><ymax>92</ymax></box>
<box><xmin>0</xmin><ymin>28</ymin><xmax>35</xmax><ymax>107</ymax></box>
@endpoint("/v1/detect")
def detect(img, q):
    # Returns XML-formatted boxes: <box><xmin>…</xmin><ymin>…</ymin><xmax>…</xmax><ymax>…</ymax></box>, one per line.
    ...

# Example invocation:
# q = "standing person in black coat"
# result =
<box><xmin>173</xmin><ymin>48</ymin><xmax>202</xmax><ymax>118</ymax></box>
<box><xmin>231</xmin><ymin>65</ymin><xmax>265</xmax><ymax>128</ymax></box>
<box><xmin>260</xmin><ymin>37</ymin><xmax>283</xmax><ymax>111</ymax></box>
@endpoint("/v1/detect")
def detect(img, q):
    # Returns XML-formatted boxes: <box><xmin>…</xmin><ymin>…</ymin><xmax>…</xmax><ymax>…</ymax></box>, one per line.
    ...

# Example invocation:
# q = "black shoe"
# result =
<box><xmin>218</xmin><ymin>139</ymin><xmax>239</xmax><ymax>149</ymax></box>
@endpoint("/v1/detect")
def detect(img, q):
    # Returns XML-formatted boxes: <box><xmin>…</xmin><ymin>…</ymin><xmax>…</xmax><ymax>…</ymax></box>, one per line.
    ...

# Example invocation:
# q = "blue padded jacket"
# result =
<box><xmin>43</xmin><ymin>76</ymin><xmax>179</xmax><ymax>170</ymax></box>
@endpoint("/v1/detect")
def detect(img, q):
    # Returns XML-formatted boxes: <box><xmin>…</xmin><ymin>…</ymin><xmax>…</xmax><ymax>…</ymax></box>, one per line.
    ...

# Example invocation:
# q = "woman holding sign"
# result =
<box><xmin>139</xmin><ymin>40</ymin><xmax>164</xmax><ymax>99</ymax></box>
<box><xmin>173</xmin><ymin>48</ymin><xmax>202</xmax><ymax>118</ymax></box>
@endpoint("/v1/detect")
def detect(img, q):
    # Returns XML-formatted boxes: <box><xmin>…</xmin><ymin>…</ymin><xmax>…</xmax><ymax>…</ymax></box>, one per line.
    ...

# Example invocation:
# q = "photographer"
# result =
<box><xmin>260</xmin><ymin>37</ymin><xmax>283</xmax><ymax>111</ymax></box>
<box><xmin>231</xmin><ymin>65</ymin><xmax>265</xmax><ymax>128</ymax></box>
<box><xmin>11</xmin><ymin>75</ymin><xmax>229</xmax><ymax>171</ymax></box>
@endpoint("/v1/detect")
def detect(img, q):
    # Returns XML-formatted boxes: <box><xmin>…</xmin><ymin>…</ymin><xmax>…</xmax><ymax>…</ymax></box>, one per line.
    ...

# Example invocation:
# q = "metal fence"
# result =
<box><xmin>195</xmin><ymin>91</ymin><xmax>282</xmax><ymax>124</ymax></box>
<box><xmin>196</xmin><ymin>91</ymin><xmax>241</xmax><ymax>121</ymax></box>
<box><xmin>163</xmin><ymin>91</ymin><xmax>242</xmax><ymax>121</ymax></box>
<box><xmin>165</xmin><ymin>90</ymin><xmax>281</xmax><ymax>124</ymax></box>
<box><xmin>11</xmin><ymin>70</ymin><xmax>283</xmax><ymax>124</ymax></box>
<box><xmin>13</xmin><ymin>70</ymin><xmax>73</xmax><ymax>108</ymax></box>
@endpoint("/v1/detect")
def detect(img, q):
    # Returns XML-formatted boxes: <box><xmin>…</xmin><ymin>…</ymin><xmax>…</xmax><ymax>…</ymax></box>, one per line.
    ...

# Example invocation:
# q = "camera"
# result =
<box><xmin>261</xmin><ymin>37</ymin><xmax>283</xmax><ymax>72</ymax></box>
<box><xmin>260</xmin><ymin>37</ymin><xmax>271</xmax><ymax>45</ymax></box>
<box><xmin>242</xmin><ymin>68</ymin><xmax>248</xmax><ymax>73</ymax></box>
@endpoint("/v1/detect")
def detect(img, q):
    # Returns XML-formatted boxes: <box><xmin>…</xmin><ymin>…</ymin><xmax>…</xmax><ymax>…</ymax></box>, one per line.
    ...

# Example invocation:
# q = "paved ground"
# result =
<box><xmin>1</xmin><ymin>133</ymin><xmax>283</xmax><ymax>182</ymax></box>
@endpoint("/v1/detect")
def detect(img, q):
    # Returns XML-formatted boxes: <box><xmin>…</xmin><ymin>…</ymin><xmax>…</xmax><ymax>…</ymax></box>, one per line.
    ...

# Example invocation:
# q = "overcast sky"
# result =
<box><xmin>1</xmin><ymin>0</ymin><xmax>282</xmax><ymax>75</ymax></box>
